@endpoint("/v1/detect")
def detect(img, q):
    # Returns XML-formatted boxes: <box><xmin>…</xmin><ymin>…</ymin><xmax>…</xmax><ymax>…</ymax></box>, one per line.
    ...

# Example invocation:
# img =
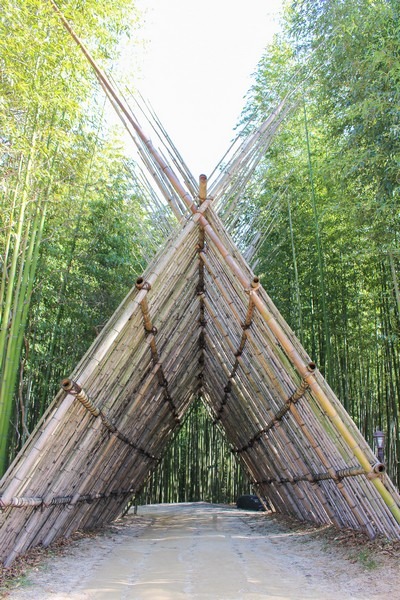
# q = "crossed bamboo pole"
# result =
<box><xmin>48</xmin><ymin>1</ymin><xmax>400</xmax><ymax>526</ymax></box>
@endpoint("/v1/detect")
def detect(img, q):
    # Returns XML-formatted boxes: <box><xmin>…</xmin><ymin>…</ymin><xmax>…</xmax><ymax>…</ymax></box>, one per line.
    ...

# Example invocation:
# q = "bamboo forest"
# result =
<box><xmin>1</xmin><ymin>0</ymin><xmax>399</xmax><ymax>513</ymax></box>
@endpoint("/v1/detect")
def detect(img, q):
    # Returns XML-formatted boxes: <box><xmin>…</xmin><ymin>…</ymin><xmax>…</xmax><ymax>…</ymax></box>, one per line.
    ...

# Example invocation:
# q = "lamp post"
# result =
<box><xmin>373</xmin><ymin>429</ymin><xmax>385</xmax><ymax>464</ymax></box>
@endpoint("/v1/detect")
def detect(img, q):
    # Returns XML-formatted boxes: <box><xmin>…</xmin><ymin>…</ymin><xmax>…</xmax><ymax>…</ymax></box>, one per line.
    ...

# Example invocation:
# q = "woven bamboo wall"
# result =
<box><xmin>0</xmin><ymin>202</ymin><xmax>399</xmax><ymax>567</ymax></box>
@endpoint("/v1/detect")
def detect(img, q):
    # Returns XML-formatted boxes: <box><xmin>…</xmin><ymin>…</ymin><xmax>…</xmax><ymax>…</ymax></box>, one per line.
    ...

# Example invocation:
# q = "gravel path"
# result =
<box><xmin>2</xmin><ymin>502</ymin><xmax>400</xmax><ymax>599</ymax></box>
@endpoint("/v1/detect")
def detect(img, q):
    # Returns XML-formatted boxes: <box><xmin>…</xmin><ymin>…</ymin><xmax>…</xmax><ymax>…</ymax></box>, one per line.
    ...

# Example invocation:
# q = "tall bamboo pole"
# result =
<box><xmin>48</xmin><ymin>0</ymin><xmax>196</xmax><ymax>219</ymax></box>
<box><xmin>0</xmin><ymin>134</ymin><xmax>37</xmax><ymax>475</ymax></box>
<box><xmin>303</xmin><ymin>98</ymin><xmax>330</xmax><ymax>377</ymax></box>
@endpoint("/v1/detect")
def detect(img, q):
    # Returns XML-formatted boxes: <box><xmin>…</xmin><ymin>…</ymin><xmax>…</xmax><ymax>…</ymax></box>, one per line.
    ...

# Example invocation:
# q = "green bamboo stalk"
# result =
<box><xmin>287</xmin><ymin>196</ymin><xmax>304</xmax><ymax>343</ymax></box>
<box><xmin>0</xmin><ymin>136</ymin><xmax>36</xmax><ymax>375</ymax></box>
<box><xmin>388</xmin><ymin>252</ymin><xmax>400</xmax><ymax>322</ymax></box>
<box><xmin>0</xmin><ymin>156</ymin><xmax>24</xmax><ymax>327</ymax></box>
<box><xmin>0</xmin><ymin>146</ymin><xmax>38</xmax><ymax>474</ymax></box>
<box><xmin>303</xmin><ymin>97</ymin><xmax>331</xmax><ymax>377</ymax></box>
<box><xmin>13</xmin><ymin>198</ymin><xmax>48</xmax><ymax>400</ymax></box>
<box><xmin>0</xmin><ymin>202</ymin><xmax>43</xmax><ymax>472</ymax></box>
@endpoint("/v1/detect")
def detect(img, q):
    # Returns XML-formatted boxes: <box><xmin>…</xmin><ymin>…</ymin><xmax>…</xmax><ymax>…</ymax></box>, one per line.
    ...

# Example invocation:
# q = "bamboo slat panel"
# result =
<box><xmin>1</xmin><ymin>198</ymin><xmax>400</xmax><ymax>567</ymax></box>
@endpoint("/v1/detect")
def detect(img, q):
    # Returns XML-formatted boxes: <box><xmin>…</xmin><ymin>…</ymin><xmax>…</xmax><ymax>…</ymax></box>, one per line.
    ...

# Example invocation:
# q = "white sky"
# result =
<box><xmin>132</xmin><ymin>0</ymin><xmax>284</xmax><ymax>178</ymax></box>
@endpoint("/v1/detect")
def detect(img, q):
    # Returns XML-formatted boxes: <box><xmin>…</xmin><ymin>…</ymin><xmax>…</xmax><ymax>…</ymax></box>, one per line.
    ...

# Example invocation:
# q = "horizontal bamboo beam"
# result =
<box><xmin>254</xmin><ymin>465</ymin><xmax>384</xmax><ymax>486</ymax></box>
<box><xmin>0</xmin><ymin>488</ymin><xmax>137</xmax><ymax>511</ymax></box>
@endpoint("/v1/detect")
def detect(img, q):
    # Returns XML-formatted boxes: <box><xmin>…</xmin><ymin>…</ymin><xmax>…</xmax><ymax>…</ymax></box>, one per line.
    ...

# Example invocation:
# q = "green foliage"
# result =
<box><xmin>137</xmin><ymin>399</ymin><xmax>251</xmax><ymax>505</ymax></box>
<box><xmin>354</xmin><ymin>549</ymin><xmax>377</xmax><ymax>570</ymax></box>
<box><xmin>239</xmin><ymin>0</ymin><xmax>400</xmax><ymax>486</ymax></box>
<box><xmin>0</xmin><ymin>0</ymin><xmax>141</xmax><ymax>473</ymax></box>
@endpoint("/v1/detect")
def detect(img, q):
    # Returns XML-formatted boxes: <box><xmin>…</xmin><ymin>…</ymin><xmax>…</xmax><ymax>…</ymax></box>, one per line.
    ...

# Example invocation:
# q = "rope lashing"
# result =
<box><xmin>214</xmin><ymin>277</ymin><xmax>261</xmax><ymax>422</ymax></box>
<box><xmin>135</xmin><ymin>277</ymin><xmax>181</xmax><ymax>424</ymax></box>
<box><xmin>254</xmin><ymin>463</ymin><xmax>386</xmax><ymax>486</ymax></box>
<box><xmin>10</xmin><ymin>496</ymin><xmax>43</xmax><ymax>507</ymax></box>
<box><xmin>61</xmin><ymin>378</ymin><xmax>100</xmax><ymax>417</ymax></box>
<box><xmin>233</xmin><ymin>363</ymin><xmax>316</xmax><ymax>453</ymax></box>
<box><xmin>61</xmin><ymin>378</ymin><xmax>156</xmax><ymax>459</ymax></box>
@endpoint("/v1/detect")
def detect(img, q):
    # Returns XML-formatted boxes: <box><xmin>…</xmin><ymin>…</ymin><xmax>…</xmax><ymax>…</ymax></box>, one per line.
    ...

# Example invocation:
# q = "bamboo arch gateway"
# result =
<box><xmin>0</xmin><ymin>2</ymin><xmax>400</xmax><ymax>567</ymax></box>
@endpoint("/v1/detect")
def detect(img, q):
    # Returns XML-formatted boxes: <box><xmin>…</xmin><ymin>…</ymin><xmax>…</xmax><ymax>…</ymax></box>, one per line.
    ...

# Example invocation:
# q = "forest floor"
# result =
<box><xmin>1</xmin><ymin>502</ymin><xmax>400</xmax><ymax>599</ymax></box>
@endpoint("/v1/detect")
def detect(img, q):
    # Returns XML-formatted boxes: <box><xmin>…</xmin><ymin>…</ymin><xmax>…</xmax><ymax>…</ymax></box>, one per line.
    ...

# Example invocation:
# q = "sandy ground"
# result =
<box><xmin>2</xmin><ymin>502</ymin><xmax>400</xmax><ymax>600</ymax></box>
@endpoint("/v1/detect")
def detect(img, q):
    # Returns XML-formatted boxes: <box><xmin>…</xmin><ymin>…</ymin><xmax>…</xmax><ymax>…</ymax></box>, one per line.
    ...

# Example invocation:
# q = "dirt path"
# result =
<box><xmin>2</xmin><ymin>502</ymin><xmax>400</xmax><ymax>599</ymax></box>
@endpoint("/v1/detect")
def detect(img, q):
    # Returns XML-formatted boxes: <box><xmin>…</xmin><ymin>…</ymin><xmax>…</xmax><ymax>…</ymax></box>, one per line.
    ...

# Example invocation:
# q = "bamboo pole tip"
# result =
<box><xmin>307</xmin><ymin>362</ymin><xmax>317</xmax><ymax>372</ymax></box>
<box><xmin>199</xmin><ymin>174</ymin><xmax>207</xmax><ymax>181</ymax></box>
<box><xmin>372</xmin><ymin>462</ymin><xmax>386</xmax><ymax>474</ymax></box>
<box><xmin>61</xmin><ymin>378</ymin><xmax>73</xmax><ymax>391</ymax></box>
<box><xmin>136</xmin><ymin>277</ymin><xmax>151</xmax><ymax>291</ymax></box>
<box><xmin>251</xmin><ymin>276</ymin><xmax>260</xmax><ymax>289</ymax></box>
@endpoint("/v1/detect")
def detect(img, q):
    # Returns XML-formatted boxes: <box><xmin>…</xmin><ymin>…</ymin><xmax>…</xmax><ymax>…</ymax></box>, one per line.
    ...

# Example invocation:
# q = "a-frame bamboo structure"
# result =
<box><xmin>1</xmin><ymin>2</ymin><xmax>400</xmax><ymax>567</ymax></box>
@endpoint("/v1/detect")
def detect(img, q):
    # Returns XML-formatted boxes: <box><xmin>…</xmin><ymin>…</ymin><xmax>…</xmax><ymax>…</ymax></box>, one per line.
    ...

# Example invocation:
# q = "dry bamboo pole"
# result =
<box><xmin>273</xmin><ymin>423</ymin><xmax>342</xmax><ymax>526</ymax></box>
<box><xmin>202</xmin><ymin>358</ymin><xmax>244</xmax><ymax>444</ymax></box>
<box><xmin>157</xmin><ymin>333</ymin><xmax>201</xmax><ymax>403</ymax></box>
<box><xmin>129</xmin><ymin>90</ymin><xmax>199</xmax><ymax>197</ymax></box>
<box><xmin>85</xmin><ymin>390</ymin><xmax>191</xmax><ymax>524</ymax></box>
<box><xmin>250</xmin><ymin>423</ymin><xmax>317</xmax><ymax>521</ymax></box>
<box><xmin>138</xmin><ymin>232</ymin><xmax>198</xmax><ymax>330</ymax></box>
<box><xmin>204</xmin><ymin>341</ymin><xmax>266</xmax><ymax>450</ymax></box>
<box><xmin>1</xmin><ymin>338</ymin><xmax>161</xmax><ymax>548</ymax></box>
<box><xmin>287</xmin><ymin>401</ymin><xmax>375</xmax><ymax>535</ymax></box>
<box><xmin>196</xmin><ymin>179</ymin><xmax>207</xmax><ymax>396</ymax></box>
<box><xmin>0</xmin><ymin>394</ymin><xmax>76</xmax><ymax>504</ymax></box>
<box><xmin>49</xmin><ymin>0</ymin><xmax>197</xmax><ymax>216</ymax></box>
<box><xmin>147</xmin><ymin>259</ymin><xmax>199</xmax><ymax>350</ymax></box>
<box><xmin>228</xmin><ymin>277</ymin><xmax>260</xmax><ymax>379</ymax></box>
<box><xmin>135</xmin><ymin>278</ymin><xmax>184</xmax><ymax>424</ymax></box>
<box><xmin>225</xmin><ymin>363</ymin><xmax>335</xmax><ymax>524</ymax></box>
<box><xmin>43</xmin><ymin>364</ymin><xmax>161</xmax><ymax>507</ymax></box>
<box><xmin>29</xmin><ymin>418</ymin><xmax>108</xmax><ymax>548</ymax></box>
<box><xmin>2</xmin><ymin>487</ymin><xmax>145</xmax><ymax>511</ymax></box>
<box><xmin>250</xmin><ymin>434</ymin><xmax>313</xmax><ymax>522</ymax></box>
<box><xmin>290</xmin><ymin>394</ymin><xmax>400</xmax><ymax>536</ymax></box>
<box><xmin>2</xmin><ymin>412</ymin><xmax>105</xmax><ymax>564</ymax></box>
<box><xmin>249</xmin><ymin>445</ymin><xmax>308</xmax><ymax>521</ymax></box>
<box><xmin>200</xmin><ymin>252</ymin><xmax>245</xmax><ymax>328</ymax></box>
<box><xmin>255</xmin><ymin>466</ymin><xmax>374</xmax><ymax>485</ymax></box>
<box><xmin>202</xmin><ymin>263</ymin><xmax>294</xmax><ymax>410</ymax></box>
<box><xmin>202</xmin><ymin>297</ymin><xmax>239</xmax><ymax>356</ymax></box>
<box><xmin>88</xmin><ymin>336</ymin><xmax>152</xmax><ymax>416</ymax></box>
<box><xmin>135</xmin><ymin>144</ymin><xmax>185</xmax><ymax>218</ymax></box>
<box><xmin>209</xmin><ymin>98</ymin><xmax>291</xmax><ymax>199</ymax></box>
<box><xmin>157</xmin><ymin>307</ymin><xmax>200</xmax><ymax>371</ymax></box>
